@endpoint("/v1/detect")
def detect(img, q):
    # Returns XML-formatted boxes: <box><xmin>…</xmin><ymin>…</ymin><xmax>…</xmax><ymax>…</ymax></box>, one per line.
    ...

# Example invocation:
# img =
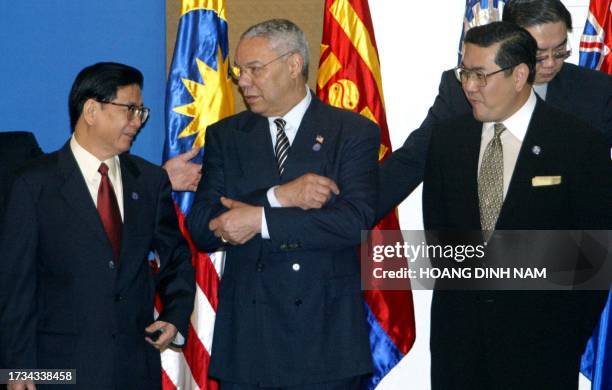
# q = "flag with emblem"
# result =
<box><xmin>317</xmin><ymin>0</ymin><xmax>416</xmax><ymax>388</ymax></box>
<box><xmin>458</xmin><ymin>0</ymin><xmax>508</xmax><ymax>63</ymax></box>
<box><xmin>162</xmin><ymin>0</ymin><xmax>234</xmax><ymax>389</ymax></box>
<box><xmin>579</xmin><ymin>2</ymin><xmax>611</xmax><ymax>388</ymax></box>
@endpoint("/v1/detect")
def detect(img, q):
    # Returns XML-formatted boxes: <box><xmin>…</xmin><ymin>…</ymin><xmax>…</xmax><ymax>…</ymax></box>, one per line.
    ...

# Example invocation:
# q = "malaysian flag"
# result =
<box><xmin>317</xmin><ymin>0</ymin><xmax>416</xmax><ymax>387</ymax></box>
<box><xmin>579</xmin><ymin>2</ymin><xmax>611</xmax><ymax>389</ymax></box>
<box><xmin>458</xmin><ymin>0</ymin><xmax>508</xmax><ymax>63</ymax></box>
<box><xmin>161</xmin><ymin>1</ymin><xmax>234</xmax><ymax>388</ymax></box>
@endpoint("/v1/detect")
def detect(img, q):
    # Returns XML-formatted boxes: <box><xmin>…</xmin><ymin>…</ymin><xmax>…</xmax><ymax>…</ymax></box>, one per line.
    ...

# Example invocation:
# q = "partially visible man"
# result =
<box><xmin>378</xmin><ymin>0</ymin><xmax>612</xmax><ymax>219</ymax></box>
<box><xmin>0</xmin><ymin>132</ymin><xmax>42</xmax><ymax>221</ymax></box>
<box><xmin>0</xmin><ymin>62</ymin><xmax>195</xmax><ymax>390</ymax></box>
<box><xmin>423</xmin><ymin>22</ymin><xmax>610</xmax><ymax>389</ymax></box>
<box><xmin>187</xmin><ymin>19</ymin><xmax>378</xmax><ymax>388</ymax></box>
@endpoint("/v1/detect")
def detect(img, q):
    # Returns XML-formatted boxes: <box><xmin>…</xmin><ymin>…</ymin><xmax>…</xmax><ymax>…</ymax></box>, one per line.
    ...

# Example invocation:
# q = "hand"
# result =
<box><xmin>162</xmin><ymin>148</ymin><xmax>202</xmax><ymax>192</ymax></box>
<box><xmin>209</xmin><ymin>197</ymin><xmax>262</xmax><ymax>245</ymax></box>
<box><xmin>145</xmin><ymin>320</ymin><xmax>178</xmax><ymax>351</ymax></box>
<box><xmin>8</xmin><ymin>382</ymin><xmax>36</xmax><ymax>390</ymax></box>
<box><xmin>275</xmin><ymin>173</ymin><xmax>339</xmax><ymax>209</ymax></box>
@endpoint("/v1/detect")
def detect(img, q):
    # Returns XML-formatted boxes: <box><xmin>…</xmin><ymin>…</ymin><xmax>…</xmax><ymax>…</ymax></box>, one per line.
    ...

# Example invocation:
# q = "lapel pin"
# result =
<box><xmin>531</xmin><ymin>145</ymin><xmax>541</xmax><ymax>156</ymax></box>
<box><xmin>132</xmin><ymin>192</ymin><xmax>139</xmax><ymax>200</ymax></box>
<box><xmin>312</xmin><ymin>134</ymin><xmax>324</xmax><ymax>151</ymax></box>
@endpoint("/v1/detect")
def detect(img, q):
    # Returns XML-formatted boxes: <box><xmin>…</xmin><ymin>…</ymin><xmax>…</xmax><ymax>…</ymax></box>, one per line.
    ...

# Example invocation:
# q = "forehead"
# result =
<box><xmin>525</xmin><ymin>22</ymin><xmax>567</xmax><ymax>50</ymax></box>
<box><xmin>115</xmin><ymin>84</ymin><xmax>142</xmax><ymax>103</ymax></box>
<box><xmin>235</xmin><ymin>36</ymin><xmax>276</xmax><ymax>63</ymax></box>
<box><xmin>463</xmin><ymin>43</ymin><xmax>499</xmax><ymax>69</ymax></box>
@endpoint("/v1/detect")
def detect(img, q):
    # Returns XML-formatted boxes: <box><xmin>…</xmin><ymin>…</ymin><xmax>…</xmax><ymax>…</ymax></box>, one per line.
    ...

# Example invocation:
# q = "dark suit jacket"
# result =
<box><xmin>187</xmin><ymin>96</ymin><xmax>379</xmax><ymax>386</ymax></box>
<box><xmin>0</xmin><ymin>131</ymin><xmax>43</xmax><ymax>222</ymax></box>
<box><xmin>0</xmin><ymin>143</ymin><xmax>195</xmax><ymax>389</ymax></box>
<box><xmin>422</xmin><ymin>100</ymin><xmax>611</xmax><ymax>389</ymax></box>
<box><xmin>378</xmin><ymin>63</ymin><xmax>612</xmax><ymax>219</ymax></box>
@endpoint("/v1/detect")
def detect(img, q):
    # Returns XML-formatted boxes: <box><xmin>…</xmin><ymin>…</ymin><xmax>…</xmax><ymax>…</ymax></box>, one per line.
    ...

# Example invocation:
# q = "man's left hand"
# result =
<box><xmin>145</xmin><ymin>321</ymin><xmax>178</xmax><ymax>351</ymax></box>
<box><xmin>209</xmin><ymin>197</ymin><xmax>262</xmax><ymax>245</ymax></box>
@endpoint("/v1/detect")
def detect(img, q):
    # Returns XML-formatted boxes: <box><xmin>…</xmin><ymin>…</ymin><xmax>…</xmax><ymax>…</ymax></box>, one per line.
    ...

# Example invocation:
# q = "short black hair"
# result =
<box><xmin>465</xmin><ymin>21</ymin><xmax>537</xmax><ymax>84</ymax></box>
<box><xmin>68</xmin><ymin>62</ymin><xmax>143</xmax><ymax>131</ymax></box>
<box><xmin>503</xmin><ymin>0</ymin><xmax>572</xmax><ymax>31</ymax></box>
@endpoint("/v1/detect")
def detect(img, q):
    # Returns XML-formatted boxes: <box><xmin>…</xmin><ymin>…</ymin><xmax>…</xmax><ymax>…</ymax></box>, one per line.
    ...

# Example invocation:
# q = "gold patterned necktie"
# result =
<box><xmin>478</xmin><ymin>122</ymin><xmax>506</xmax><ymax>240</ymax></box>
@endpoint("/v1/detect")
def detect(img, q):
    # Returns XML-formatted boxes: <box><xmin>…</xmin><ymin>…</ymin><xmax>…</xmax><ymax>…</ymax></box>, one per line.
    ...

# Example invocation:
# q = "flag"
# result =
<box><xmin>579</xmin><ymin>0</ymin><xmax>612</xmax><ymax>73</ymax></box>
<box><xmin>579</xmin><ymin>3</ymin><xmax>612</xmax><ymax>389</ymax></box>
<box><xmin>162</xmin><ymin>0</ymin><xmax>234</xmax><ymax>388</ymax></box>
<box><xmin>458</xmin><ymin>0</ymin><xmax>507</xmax><ymax>63</ymax></box>
<box><xmin>317</xmin><ymin>1</ymin><xmax>415</xmax><ymax>387</ymax></box>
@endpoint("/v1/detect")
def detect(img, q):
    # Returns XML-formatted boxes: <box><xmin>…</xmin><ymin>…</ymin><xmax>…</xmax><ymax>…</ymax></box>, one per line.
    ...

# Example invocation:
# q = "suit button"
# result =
<box><xmin>289</xmin><ymin>243</ymin><xmax>298</xmax><ymax>249</ymax></box>
<box><xmin>256</xmin><ymin>262</ymin><xmax>264</xmax><ymax>272</ymax></box>
<box><xmin>294</xmin><ymin>299</ymin><xmax>302</xmax><ymax>306</ymax></box>
<box><xmin>292</xmin><ymin>263</ymin><xmax>301</xmax><ymax>271</ymax></box>
<box><xmin>114</xmin><ymin>294</ymin><xmax>122</xmax><ymax>302</ymax></box>
<box><xmin>280</xmin><ymin>244</ymin><xmax>288</xmax><ymax>250</ymax></box>
<box><xmin>108</xmin><ymin>260</ymin><xmax>115</xmax><ymax>270</ymax></box>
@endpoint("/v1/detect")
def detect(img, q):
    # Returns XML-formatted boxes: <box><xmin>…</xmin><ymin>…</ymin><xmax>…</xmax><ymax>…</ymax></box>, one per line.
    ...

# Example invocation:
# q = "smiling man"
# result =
<box><xmin>0</xmin><ymin>62</ymin><xmax>195</xmax><ymax>390</ymax></box>
<box><xmin>423</xmin><ymin>22</ymin><xmax>610</xmax><ymax>389</ymax></box>
<box><xmin>187</xmin><ymin>19</ymin><xmax>379</xmax><ymax>389</ymax></box>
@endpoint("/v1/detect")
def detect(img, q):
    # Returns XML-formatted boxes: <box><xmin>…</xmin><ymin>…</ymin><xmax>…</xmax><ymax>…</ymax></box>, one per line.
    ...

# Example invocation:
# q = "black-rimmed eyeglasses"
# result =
<box><xmin>454</xmin><ymin>64</ymin><xmax>517</xmax><ymax>87</ymax></box>
<box><xmin>96</xmin><ymin>100</ymin><xmax>150</xmax><ymax>124</ymax></box>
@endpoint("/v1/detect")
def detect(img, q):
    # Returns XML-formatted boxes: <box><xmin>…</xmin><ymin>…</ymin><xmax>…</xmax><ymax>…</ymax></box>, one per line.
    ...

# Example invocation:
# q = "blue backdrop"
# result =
<box><xmin>0</xmin><ymin>1</ymin><xmax>166</xmax><ymax>164</ymax></box>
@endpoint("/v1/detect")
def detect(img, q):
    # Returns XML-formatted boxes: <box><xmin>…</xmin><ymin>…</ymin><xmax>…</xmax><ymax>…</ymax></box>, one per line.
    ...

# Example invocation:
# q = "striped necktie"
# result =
<box><xmin>274</xmin><ymin>118</ymin><xmax>290</xmax><ymax>176</ymax></box>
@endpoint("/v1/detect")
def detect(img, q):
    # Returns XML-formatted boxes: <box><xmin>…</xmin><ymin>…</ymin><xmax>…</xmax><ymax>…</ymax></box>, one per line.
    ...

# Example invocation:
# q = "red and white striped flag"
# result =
<box><xmin>161</xmin><ymin>0</ymin><xmax>234</xmax><ymax>388</ymax></box>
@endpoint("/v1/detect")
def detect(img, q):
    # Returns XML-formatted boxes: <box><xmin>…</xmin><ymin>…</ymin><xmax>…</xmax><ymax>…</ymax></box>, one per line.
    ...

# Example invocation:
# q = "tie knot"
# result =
<box><xmin>98</xmin><ymin>163</ymin><xmax>110</xmax><ymax>176</ymax></box>
<box><xmin>493</xmin><ymin>123</ymin><xmax>506</xmax><ymax>138</ymax></box>
<box><xmin>274</xmin><ymin>118</ymin><xmax>286</xmax><ymax>131</ymax></box>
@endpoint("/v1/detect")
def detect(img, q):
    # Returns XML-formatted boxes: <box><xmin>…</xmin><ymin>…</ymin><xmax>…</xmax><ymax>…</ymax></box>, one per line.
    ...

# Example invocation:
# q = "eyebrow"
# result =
<box><xmin>537</xmin><ymin>38</ymin><xmax>568</xmax><ymax>52</ymax></box>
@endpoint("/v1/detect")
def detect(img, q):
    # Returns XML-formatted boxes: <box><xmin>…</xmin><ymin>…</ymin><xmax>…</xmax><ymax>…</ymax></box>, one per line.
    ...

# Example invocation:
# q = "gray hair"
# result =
<box><xmin>241</xmin><ymin>19</ymin><xmax>310</xmax><ymax>80</ymax></box>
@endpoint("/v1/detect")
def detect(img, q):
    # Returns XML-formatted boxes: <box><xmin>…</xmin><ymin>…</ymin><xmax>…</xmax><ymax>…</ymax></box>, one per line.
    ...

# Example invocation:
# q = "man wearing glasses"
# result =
<box><xmin>0</xmin><ymin>62</ymin><xmax>195</xmax><ymax>389</ymax></box>
<box><xmin>377</xmin><ymin>0</ymin><xmax>612</xmax><ymax>220</ymax></box>
<box><xmin>423</xmin><ymin>21</ymin><xmax>610</xmax><ymax>389</ymax></box>
<box><xmin>187</xmin><ymin>19</ymin><xmax>378</xmax><ymax>388</ymax></box>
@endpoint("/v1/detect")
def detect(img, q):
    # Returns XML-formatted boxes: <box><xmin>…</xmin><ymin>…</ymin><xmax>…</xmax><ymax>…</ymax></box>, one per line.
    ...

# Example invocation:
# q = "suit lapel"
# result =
<box><xmin>459</xmin><ymin>118</ymin><xmax>483</xmax><ymax>229</ymax></box>
<box><xmin>58</xmin><ymin>143</ymin><xmax>110</xmax><ymax>248</ymax></box>
<box><xmin>235</xmin><ymin>113</ymin><xmax>280</xmax><ymax>186</ymax></box>
<box><xmin>498</xmin><ymin>100</ymin><xmax>549</xmax><ymax>227</ymax></box>
<box><xmin>284</xmin><ymin>97</ymin><xmax>332</xmax><ymax>180</ymax></box>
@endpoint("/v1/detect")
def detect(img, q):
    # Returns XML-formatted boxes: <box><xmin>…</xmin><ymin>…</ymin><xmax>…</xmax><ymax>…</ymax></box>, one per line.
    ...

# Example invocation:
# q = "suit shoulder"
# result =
<box><xmin>207</xmin><ymin>110</ymin><xmax>254</xmax><ymax>133</ymax></box>
<box><xmin>121</xmin><ymin>153</ymin><xmax>167</xmax><ymax>177</ymax></box>
<box><xmin>561</xmin><ymin>63</ymin><xmax>612</xmax><ymax>90</ymax></box>
<box><xmin>317</xmin><ymin>102</ymin><xmax>380</xmax><ymax>137</ymax></box>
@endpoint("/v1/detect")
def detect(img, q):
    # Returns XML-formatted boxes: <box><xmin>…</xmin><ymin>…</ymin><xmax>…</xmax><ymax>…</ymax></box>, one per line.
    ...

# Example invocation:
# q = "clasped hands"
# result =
<box><xmin>209</xmin><ymin>173</ymin><xmax>339</xmax><ymax>245</ymax></box>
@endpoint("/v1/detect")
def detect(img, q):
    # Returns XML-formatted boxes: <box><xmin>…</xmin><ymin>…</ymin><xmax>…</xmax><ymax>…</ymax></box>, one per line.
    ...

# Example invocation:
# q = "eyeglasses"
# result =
<box><xmin>96</xmin><ymin>100</ymin><xmax>150</xmax><ymax>124</ymax></box>
<box><xmin>231</xmin><ymin>51</ymin><xmax>294</xmax><ymax>81</ymax></box>
<box><xmin>536</xmin><ymin>40</ymin><xmax>571</xmax><ymax>63</ymax></box>
<box><xmin>454</xmin><ymin>64</ymin><xmax>517</xmax><ymax>87</ymax></box>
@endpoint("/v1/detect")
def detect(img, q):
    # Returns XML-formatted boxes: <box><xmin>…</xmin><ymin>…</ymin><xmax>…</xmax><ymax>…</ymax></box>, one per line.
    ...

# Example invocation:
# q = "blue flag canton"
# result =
<box><xmin>164</xmin><ymin>9</ymin><xmax>232</xmax><ymax>214</ymax></box>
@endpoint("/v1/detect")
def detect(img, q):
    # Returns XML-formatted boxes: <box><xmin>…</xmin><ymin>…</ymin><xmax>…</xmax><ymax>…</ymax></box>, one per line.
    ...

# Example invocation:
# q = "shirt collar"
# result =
<box><xmin>268</xmin><ymin>87</ymin><xmax>312</xmax><ymax>132</ymax></box>
<box><xmin>483</xmin><ymin>89</ymin><xmax>537</xmax><ymax>142</ymax></box>
<box><xmin>70</xmin><ymin>135</ymin><xmax>120</xmax><ymax>180</ymax></box>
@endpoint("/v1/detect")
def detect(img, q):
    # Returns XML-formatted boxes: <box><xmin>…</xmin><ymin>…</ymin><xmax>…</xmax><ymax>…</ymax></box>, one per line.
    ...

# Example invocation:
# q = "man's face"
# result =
<box><xmin>90</xmin><ymin>84</ymin><xmax>143</xmax><ymax>158</ymax></box>
<box><xmin>234</xmin><ymin>36</ymin><xmax>296</xmax><ymax>117</ymax></box>
<box><xmin>525</xmin><ymin>21</ymin><xmax>568</xmax><ymax>84</ymax></box>
<box><xmin>461</xmin><ymin>43</ymin><xmax>521</xmax><ymax>123</ymax></box>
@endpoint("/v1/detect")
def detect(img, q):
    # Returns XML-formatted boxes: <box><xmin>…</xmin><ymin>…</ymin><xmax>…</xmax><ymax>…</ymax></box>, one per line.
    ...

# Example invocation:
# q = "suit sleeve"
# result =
<box><xmin>0</xmin><ymin>175</ymin><xmax>39</xmax><ymax>369</ymax></box>
<box><xmin>152</xmin><ymin>171</ymin><xmax>195</xmax><ymax>339</ymax></box>
<box><xmin>187</xmin><ymin>125</ymin><xmax>230</xmax><ymax>252</ymax></box>
<box><xmin>422</xmin><ymin>125</ymin><xmax>447</xmax><ymax>231</ymax></box>
<box><xmin>419</xmin><ymin>69</ymin><xmax>471</xmax><ymax>130</ymax></box>
<box><xmin>264</xmin><ymin>118</ymin><xmax>380</xmax><ymax>252</ymax></box>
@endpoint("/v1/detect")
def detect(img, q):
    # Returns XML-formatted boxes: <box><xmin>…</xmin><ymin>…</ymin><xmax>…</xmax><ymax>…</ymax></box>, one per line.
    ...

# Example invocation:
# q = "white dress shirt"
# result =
<box><xmin>70</xmin><ymin>135</ymin><xmax>124</xmax><ymax>220</ymax></box>
<box><xmin>261</xmin><ymin>88</ymin><xmax>312</xmax><ymax>239</ymax></box>
<box><xmin>478</xmin><ymin>89</ymin><xmax>537</xmax><ymax>199</ymax></box>
<box><xmin>533</xmin><ymin>83</ymin><xmax>548</xmax><ymax>100</ymax></box>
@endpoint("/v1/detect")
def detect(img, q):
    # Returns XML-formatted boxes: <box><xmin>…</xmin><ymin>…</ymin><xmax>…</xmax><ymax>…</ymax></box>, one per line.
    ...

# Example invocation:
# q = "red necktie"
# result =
<box><xmin>97</xmin><ymin>163</ymin><xmax>122</xmax><ymax>263</ymax></box>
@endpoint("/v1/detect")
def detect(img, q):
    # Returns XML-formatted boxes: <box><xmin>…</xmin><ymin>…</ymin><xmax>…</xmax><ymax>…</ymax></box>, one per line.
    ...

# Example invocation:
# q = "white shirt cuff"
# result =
<box><xmin>267</xmin><ymin>186</ymin><xmax>282</xmax><ymax>207</ymax></box>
